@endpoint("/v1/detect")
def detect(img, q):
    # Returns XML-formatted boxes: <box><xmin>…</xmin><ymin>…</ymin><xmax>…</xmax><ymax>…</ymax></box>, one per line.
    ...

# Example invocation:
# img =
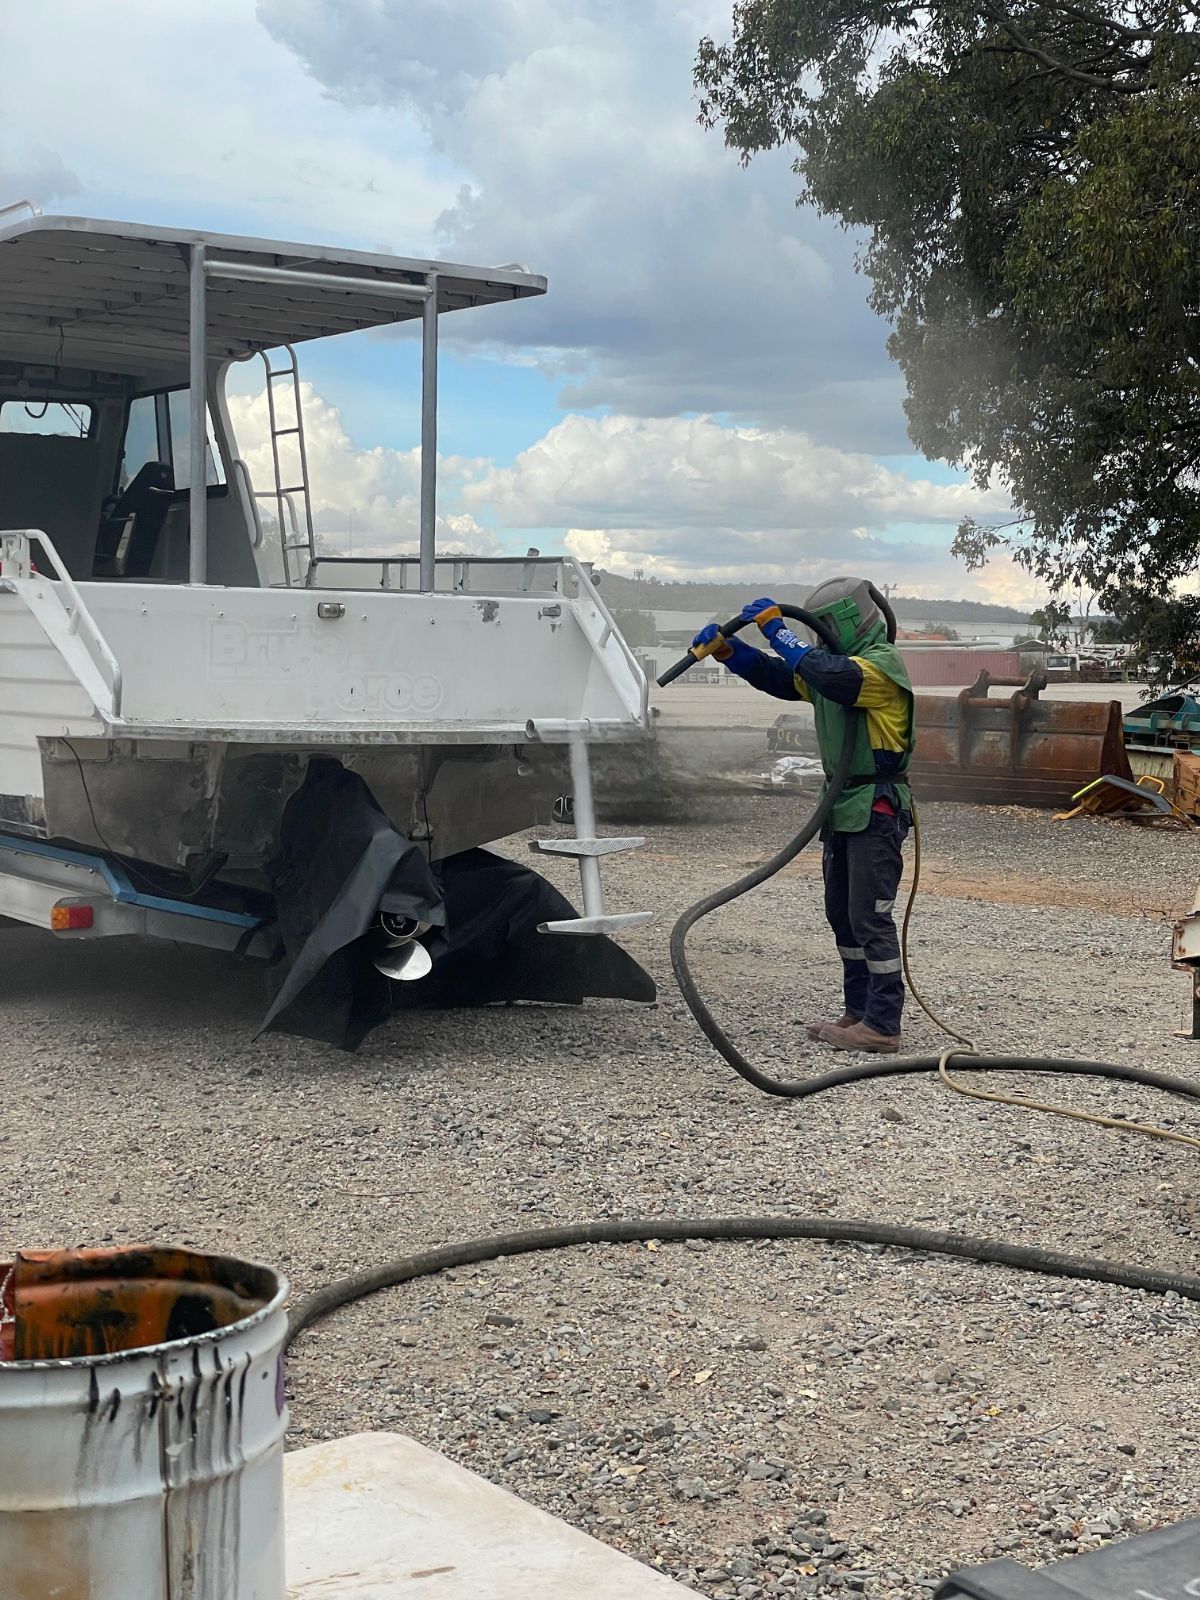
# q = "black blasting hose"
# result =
<box><xmin>287</xmin><ymin>1213</ymin><xmax>1200</xmax><ymax>1346</ymax></box>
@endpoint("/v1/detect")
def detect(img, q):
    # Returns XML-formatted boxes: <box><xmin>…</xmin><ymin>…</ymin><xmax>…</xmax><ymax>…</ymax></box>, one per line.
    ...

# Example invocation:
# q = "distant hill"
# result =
<box><xmin>890</xmin><ymin>596</ymin><xmax>1035</xmax><ymax>624</ymax></box>
<box><xmin>592</xmin><ymin>572</ymin><xmax>1033</xmax><ymax>625</ymax></box>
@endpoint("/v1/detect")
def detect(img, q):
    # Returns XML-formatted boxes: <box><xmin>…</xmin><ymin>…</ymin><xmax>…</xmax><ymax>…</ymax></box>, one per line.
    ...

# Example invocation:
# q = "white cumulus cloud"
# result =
<box><xmin>464</xmin><ymin>413</ymin><xmax>1011</xmax><ymax>593</ymax></box>
<box><xmin>257</xmin><ymin>0</ymin><xmax>904</xmax><ymax>448</ymax></box>
<box><xmin>227</xmin><ymin>382</ymin><xmax>495</xmax><ymax>555</ymax></box>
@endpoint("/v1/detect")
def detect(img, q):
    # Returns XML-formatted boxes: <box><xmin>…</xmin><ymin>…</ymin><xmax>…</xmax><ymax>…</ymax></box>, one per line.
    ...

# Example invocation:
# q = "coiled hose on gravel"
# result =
<box><xmin>288</xmin><ymin>596</ymin><xmax>1200</xmax><ymax>1345</ymax></box>
<box><xmin>287</xmin><ymin>1214</ymin><xmax>1200</xmax><ymax>1346</ymax></box>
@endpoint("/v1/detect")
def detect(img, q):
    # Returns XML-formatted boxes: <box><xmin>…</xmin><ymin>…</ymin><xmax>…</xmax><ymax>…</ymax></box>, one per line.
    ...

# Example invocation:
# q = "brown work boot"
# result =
<box><xmin>819</xmin><ymin>1020</ymin><xmax>901</xmax><ymax>1054</ymax></box>
<box><xmin>805</xmin><ymin>1012</ymin><xmax>859</xmax><ymax>1042</ymax></box>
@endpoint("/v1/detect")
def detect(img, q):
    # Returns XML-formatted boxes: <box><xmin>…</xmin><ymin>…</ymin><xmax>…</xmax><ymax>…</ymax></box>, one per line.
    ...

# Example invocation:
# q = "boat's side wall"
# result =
<box><xmin>0</xmin><ymin>593</ymin><xmax>103</xmax><ymax>830</ymax></box>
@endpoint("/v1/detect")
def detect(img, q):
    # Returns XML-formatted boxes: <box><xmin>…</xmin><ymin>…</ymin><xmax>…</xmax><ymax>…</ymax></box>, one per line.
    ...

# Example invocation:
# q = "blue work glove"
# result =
<box><xmin>691</xmin><ymin>622</ymin><xmax>733</xmax><ymax>661</ymax></box>
<box><xmin>692</xmin><ymin>622</ymin><xmax>759</xmax><ymax>678</ymax></box>
<box><xmin>740</xmin><ymin>597</ymin><xmax>784</xmax><ymax>638</ymax></box>
<box><xmin>740</xmin><ymin>597</ymin><xmax>811</xmax><ymax>672</ymax></box>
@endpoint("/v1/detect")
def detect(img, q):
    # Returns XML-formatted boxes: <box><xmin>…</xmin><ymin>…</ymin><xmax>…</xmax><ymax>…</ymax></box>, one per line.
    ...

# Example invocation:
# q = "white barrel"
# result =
<box><xmin>0</xmin><ymin>1247</ymin><xmax>288</xmax><ymax>1599</ymax></box>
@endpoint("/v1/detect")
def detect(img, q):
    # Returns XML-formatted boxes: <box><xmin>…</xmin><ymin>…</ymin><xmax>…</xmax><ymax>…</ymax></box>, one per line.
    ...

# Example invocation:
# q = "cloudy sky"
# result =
<box><xmin>0</xmin><ymin>0</ymin><xmax>1031</xmax><ymax>602</ymax></box>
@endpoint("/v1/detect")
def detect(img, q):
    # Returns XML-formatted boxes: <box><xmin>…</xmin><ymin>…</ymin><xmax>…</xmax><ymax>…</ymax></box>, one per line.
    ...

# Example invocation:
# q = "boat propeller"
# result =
<box><xmin>371</xmin><ymin>912</ymin><xmax>433</xmax><ymax>981</ymax></box>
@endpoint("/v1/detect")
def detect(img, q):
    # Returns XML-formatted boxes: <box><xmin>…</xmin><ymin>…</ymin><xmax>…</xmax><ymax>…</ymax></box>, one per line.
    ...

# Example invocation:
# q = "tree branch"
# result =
<box><xmin>978</xmin><ymin>3</ymin><xmax>1151</xmax><ymax>89</ymax></box>
<box><xmin>1043</xmin><ymin>2</ymin><xmax>1158</xmax><ymax>41</ymax></box>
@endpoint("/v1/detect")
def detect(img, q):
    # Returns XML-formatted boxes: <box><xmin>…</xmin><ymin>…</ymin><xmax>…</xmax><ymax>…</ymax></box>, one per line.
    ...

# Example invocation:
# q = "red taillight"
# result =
<box><xmin>50</xmin><ymin>904</ymin><xmax>94</xmax><ymax>931</ymax></box>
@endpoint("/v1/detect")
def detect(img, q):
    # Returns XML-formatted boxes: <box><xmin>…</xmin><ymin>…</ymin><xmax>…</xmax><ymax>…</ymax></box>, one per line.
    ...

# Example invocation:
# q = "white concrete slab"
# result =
<box><xmin>284</xmin><ymin>1432</ymin><xmax>696</xmax><ymax>1598</ymax></box>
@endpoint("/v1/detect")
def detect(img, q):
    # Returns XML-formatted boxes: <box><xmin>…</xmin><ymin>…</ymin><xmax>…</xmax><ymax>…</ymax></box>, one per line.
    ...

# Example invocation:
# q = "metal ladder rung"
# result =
<box><xmin>273</xmin><ymin>426</ymin><xmax>301</xmax><ymax>438</ymax></box>
<box><xmin>277</xmin><ymin>484</ymin><xmax>307</xmax><ymax>495</ymax></box>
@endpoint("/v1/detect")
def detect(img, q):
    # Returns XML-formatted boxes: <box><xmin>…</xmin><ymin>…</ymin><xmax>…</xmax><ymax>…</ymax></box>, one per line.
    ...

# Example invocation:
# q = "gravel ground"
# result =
<box><xmin>4</xmin><ymin>798</ymin><xmax>1200</xmax><ymax>1597</ymax></box>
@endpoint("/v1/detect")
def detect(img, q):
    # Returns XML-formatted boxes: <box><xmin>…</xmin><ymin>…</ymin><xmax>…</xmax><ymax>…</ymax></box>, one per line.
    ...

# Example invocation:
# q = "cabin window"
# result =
<box><xmin>0</xmin><ymin>399</ymin><xmax>95</xmax><ymax>438</ymax></box>
<box><xmin>166</xmin><ymin>390</ymin><xmax>226</xmax><ymax>490</ymax></box>
<box><xmin>117</xmin><ymin>389</ymin><xmax>226</xmax><ymax>493</ymax></box>
<box><xmin>119</xmin><ymin>394</ymin><xmax>161</xmax><ymax>486</ymax></box>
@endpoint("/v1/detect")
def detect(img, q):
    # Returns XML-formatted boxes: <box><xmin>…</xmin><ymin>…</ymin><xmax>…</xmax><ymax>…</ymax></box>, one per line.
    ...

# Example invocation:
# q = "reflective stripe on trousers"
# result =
<box><xmin>822</xmin><ymin>810</ymin><xmax>910</xmax><ymax>1035</ymax></box>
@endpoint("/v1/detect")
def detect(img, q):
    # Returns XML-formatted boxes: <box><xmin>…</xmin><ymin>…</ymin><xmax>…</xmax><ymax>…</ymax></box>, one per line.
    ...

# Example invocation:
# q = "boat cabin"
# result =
<box><xmin>0</xmin><ymin>204</ymin><xmax>544</xmax><ymax>590</ymax></box>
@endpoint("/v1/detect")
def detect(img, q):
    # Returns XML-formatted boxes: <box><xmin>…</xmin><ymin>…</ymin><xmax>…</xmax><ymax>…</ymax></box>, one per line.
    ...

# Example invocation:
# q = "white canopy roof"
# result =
<box><xmin>0</xmin><ymin>214</ymin><xmax>546</xmax><ymax>380</ymax></box>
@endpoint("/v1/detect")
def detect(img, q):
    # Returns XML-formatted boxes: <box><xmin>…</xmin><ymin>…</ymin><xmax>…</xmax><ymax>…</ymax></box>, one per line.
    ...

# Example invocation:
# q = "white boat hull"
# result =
<box><xmin>0</xmin><ymin>536</ymin><xmax>648</xmax><ymax>874</ymax></box>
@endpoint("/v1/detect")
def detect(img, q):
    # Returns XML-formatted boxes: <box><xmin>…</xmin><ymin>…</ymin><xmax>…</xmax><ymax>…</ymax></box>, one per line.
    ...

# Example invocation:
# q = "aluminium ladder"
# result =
<box><xmin>259</xmin><ymin>345</ymin><xmax>317</xmax><ymax>586</ymax></box>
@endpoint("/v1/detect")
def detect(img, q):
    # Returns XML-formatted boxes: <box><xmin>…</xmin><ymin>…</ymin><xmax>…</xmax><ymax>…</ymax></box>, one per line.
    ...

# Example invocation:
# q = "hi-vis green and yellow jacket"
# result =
<box><xmin>729</xmin><ymin>618</ymin><xmax>914</xmax><ymax>832</ymax></box>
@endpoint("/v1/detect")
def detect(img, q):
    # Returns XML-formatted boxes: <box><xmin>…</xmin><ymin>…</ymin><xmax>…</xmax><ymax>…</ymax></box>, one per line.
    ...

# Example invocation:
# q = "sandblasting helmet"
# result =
<box><xmin>804</xmin><ymin>576</ymin><xmax>881</xmax><ymax>653</ymax></box>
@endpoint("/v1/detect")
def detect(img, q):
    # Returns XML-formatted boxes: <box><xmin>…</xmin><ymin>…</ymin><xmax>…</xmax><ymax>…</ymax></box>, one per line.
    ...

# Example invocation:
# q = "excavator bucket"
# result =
<box><xmin>911</xmin><ymin>669</ymin><xmax>1133</xmax><ymax>807</ymax></box>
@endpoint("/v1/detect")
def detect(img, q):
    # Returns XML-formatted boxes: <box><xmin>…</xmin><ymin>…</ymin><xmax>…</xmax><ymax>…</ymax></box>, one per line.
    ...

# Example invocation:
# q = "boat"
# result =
<box><xmin>0</xmin><ymin>202</ymin><xmax>651</xmax><ymax>1023</ymax></box>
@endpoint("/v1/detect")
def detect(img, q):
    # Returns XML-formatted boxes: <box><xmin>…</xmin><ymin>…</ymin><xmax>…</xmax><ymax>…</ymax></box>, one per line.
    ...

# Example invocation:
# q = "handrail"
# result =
<box><xmin>309</xmin><ymin>554</ymin><xmax>575</xmax><ymax>569</ymax></box>
<box><xmin>251</xmin><ymin>489</ymin><xmax>302</xmax><ymax>536</ymax></box>
<box><xmin>0</xmin><ymin>200</ymin><xmax>42</xmax><ymax>224</ymax></box>
<box><xmin>234</xmin><ymin>460</ymin><xmax>265</xmax><ymax>548</ymax></box>
<box><xmin>207</xmin><ymin>259</ymin><xmax>432</xmax><ymax>302</ymax></box>
<box><xmin>566</xmin><ymin>555</ymin><xmax>650</xmax><ymax>722</ymax></box>
<box><xmin>282</xmin><ymin>492</ymin><xmax>303</xmax><ymax>542</ymax></box>
<box><xmin>0</xmin><ymin>530</ymin><xmax>123</xmax><ymax>718</ymax></box>
<box><xmin>307</xmin><ymin>552</ymin><xmax>577</xmax><ymax>594</ymax></box>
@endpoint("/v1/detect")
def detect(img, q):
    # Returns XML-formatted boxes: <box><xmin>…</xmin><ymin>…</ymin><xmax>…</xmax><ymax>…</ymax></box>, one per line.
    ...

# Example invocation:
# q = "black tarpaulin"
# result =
<box><xmin>390</xmin><ymin>849</ymin><xmax>656</xmax><ymax>1013</ymax></box>
<box><xmin>260</xmin><ymin>760</ymin><xmax>655</xmax><ymax>1050</ymax></box>
<box><xmin>260</xmin><ymin>759</ymin><xmax>445</xmax><ymax>1049</ymax></box>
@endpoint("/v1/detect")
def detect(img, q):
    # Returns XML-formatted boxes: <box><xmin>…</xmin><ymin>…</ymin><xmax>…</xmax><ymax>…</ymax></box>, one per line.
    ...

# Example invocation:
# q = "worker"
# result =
<box><xmin>691</xmin><ymin>578</ymin><xmax>914</xmax><ymax>1053</ymax></box>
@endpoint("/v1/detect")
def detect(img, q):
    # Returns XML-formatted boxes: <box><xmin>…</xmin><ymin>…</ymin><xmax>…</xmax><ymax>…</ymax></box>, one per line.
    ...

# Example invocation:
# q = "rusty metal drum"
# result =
<box><xmin>0</xmin><ymin>1244</ymin><xmax>288</xmax><ymax>1599</ymax></box>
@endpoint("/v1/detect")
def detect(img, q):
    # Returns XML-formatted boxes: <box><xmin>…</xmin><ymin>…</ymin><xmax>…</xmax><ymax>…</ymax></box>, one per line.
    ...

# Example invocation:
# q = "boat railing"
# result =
<box><xmin>0</xmin><ymin>529</ymin><xmax>124</xmax><ymax>717</ymax></box>
<box><xmin>305</xmin><ymin>551</ymin><xmax>575</xmax><ymax>593</ymax></box>
<box><xmin>571</xmin><ymin>558</ymin><xmax>651</xmax><ymax>723</ymax></box>
<box><xmin>252</xmin><ymin>487</ymin><xmax>305</xmax><ymax>548</ymax></box>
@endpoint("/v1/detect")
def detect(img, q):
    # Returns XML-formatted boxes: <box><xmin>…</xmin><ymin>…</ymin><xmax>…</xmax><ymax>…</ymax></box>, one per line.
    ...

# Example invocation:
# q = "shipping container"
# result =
<box><xmin>899</xmin><ymin>648</ymin><xmax>1021</xmax><ymax>687</ymax></box>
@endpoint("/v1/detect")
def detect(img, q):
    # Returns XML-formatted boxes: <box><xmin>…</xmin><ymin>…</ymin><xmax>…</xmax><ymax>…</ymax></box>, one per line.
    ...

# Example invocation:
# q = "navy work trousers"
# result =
<box><xmin>821</xmin><ymin>809</ymin><xmax>909</xmax><ymax>1035</ymax></box>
